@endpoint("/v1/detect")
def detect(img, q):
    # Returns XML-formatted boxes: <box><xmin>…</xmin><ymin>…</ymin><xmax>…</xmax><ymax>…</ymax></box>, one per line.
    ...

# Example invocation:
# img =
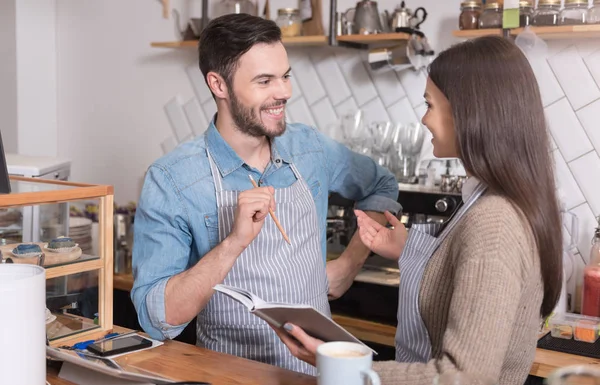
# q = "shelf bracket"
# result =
<box><xmin>162</xmin><ymin>0</ymin><xmax>169</xmax><ymax>19</ymax></box>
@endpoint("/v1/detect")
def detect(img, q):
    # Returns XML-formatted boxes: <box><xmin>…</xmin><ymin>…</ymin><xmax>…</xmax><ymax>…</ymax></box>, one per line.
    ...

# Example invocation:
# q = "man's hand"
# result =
<box><xmin>227</xmin><ymin>186</ymin><xmax>275</xmax><ymax>249</ymax></box>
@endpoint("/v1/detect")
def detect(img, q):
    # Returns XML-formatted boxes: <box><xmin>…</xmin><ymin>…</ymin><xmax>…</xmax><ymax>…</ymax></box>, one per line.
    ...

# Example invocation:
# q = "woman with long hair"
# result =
<box><xmin>272</xmin><ymin>35</ymin><xmax>563</xmax><ymax>385</ymax></box>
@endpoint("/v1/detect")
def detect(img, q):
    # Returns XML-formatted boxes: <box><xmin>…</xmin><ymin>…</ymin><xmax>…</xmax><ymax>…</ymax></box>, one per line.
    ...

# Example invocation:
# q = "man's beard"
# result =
<box><xmin>230</xmin><ymin>92</ymin><xmax>286</xmax><ymax>138</ymax></box>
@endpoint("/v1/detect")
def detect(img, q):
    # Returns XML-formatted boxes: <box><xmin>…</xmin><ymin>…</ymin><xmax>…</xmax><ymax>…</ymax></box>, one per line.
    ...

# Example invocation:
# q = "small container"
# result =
<box><xmin>459</xmin><ymin>1</ymin><xmax>483</xmax><ymax>30</ymax></box>
<box><xmin>548</xmin><ymin>313</ymin><xmax>600</xmax><ymax>343</ymax></box>
<box><xmin>479</xmin><ymin>2</ymin><xmax>503</xmax><ymax>29</ymax></box>
<box><xmin>519</xmin><ymin>0</ymin><xmax>535</xmax><ymax>27</ymax></box>
<box><xmin>560</xmin><ymin>0</ymin><xmax>590</xmax><ymax>25</ymax></box>
<box><xmin>276</xmin><ymin>8</ymin><xmax>302</xmax><ymax>37</ymax></box>
<box><xmin>533</xmin><ymin>0</ymin><xmax>562</xmax><ymax>26</ymax></box>
<box><xmin>588</xmin><ymin>0</ymin><xmax>600</xmax><ymax>24</ymax></box>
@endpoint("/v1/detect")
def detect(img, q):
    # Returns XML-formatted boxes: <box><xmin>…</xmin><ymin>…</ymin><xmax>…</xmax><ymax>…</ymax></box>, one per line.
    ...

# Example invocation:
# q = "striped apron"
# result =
<box><xmin>196</xmin><ymin>149</ymin><xmax>330</xmax><ymax>375</ymax></box>
<box><xmin>395</xmin><ymin>182</ymin><xmax>486</xmax><ymax>362</ymax></box>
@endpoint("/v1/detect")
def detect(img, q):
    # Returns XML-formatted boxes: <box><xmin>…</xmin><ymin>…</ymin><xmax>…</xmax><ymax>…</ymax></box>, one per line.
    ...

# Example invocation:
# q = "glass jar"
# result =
<box><xmin>588</xmin><ymin>0</ymin><xmax>600</xmax><ymax>24</ymax></box>
<box><xmin>519</xmin><ymin>0</ymin><xmax>535</xmax><ymax>26</ymax></box>
<box><xmin>560</xmin><ymin>0</ymin><xmax>589</xmax><ymax>25</ymax></box>
<box><xmin>276</xmin><ymin>8</ymin><xmax>302</xmax><ymax>37</ymax></box>
<box><xmin>533</xmin><ymin>0</ymin><xmax>561</xmax><ymax>26</ymax></box>
<box><xmin>479</xmin><ymin>2</ymin><xmax>503</xmax><ymax>29</ymax></box>
<box><xmin>459</xmin><ymin>1</ymin><xmax>482</xmax><ymax>30</ymax></box>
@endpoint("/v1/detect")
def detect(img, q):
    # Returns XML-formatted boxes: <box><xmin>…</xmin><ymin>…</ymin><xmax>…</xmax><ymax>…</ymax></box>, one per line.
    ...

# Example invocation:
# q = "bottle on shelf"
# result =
<box><xmin>582</xmin><ymin>216</ymin><xmax>600</xmax><ymax>317</ymax></box>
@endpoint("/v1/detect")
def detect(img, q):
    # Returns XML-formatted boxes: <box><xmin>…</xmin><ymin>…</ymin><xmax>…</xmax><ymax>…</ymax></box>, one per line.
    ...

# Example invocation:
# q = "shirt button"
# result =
<box><xmin>275</xmin><ymin>159</ymin><xmax>281</xmax><ymax>163</ymax></box>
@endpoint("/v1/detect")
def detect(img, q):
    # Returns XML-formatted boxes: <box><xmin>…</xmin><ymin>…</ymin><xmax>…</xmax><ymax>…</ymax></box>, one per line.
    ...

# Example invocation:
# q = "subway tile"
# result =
<box><xmin>361</xmin><ymin>97</ymin><xmax>391</xmax><ymax>125</ymax></box>
<box><xmin>387</xmin><ymin>97</ymin><xmax>419</xmax><ymax>126</ymax></box>
<box><xmin>288</xmin><ymin>54</ymin><xmax>326</xmax><ymax>106</ymax></box>
<box><xmin>370</xmin><ymin>68</ymin><xmax>406</xmax><ymax>107</ymax></box>
<box><xmin>576</xmin><ymin>98</ymin><xmax>600</xmax><ymax>154</ymax></box>
<box><xmin>186</xmin><ymin>62</ymin><xmax>213</xmax><ymax>104</ymax></box>
<box><xmin>286</xmin><ymin>97</ymin><xmax>316</xmax><ymax>127</ymax></box>
<box><xmin>530</xmin><ymin>58</ymin><xmax>564</xmax><ymax>107</ymax></box>
<box><xmin>336</xmin><ymin>51</ymin><xmax>378</xmax><ymax>107</ymax></box>
<box><xmin>413</xmin><ymin>103</ymin><xmax>427</xmax><ymax>123</ymax></box>
<box><xmin>570</xmin><ymin>203</ymin><xmax>598</xmax><ymax>263</ymax></box>
<box><xmin>201</xmin><ymin>99</ymin><xmax>217</xmax><ymax>123</ymax></box>
<box><xmin>183</xmin><ymin>97</ymin><xmax>208</xmax><ymax>137</ymax></box>
<box><xmin>334</xmin><ymin>97</ymin><xmax>359</xmax><ymax>117</ymax></box>
<box><xmin>575</xmin><ymin>41</ymin><xmax>600</xmax><ymax>59</ymax></box>
<box><xmin>289</xmin><ymin>74</ymin><xmax>303</xmax><ymax>103</ymax></box>
<box><xmin>310</xmin><ymin>97</ymin><xmax>338</xmax><ymax>132</ymax></box>
<box><xmin>164</xmin><ymin>96</ymin><xmax>193</xmax><ymax>143</ymax></box>
<box><xmin>310</xmin><ymin>49</ymin><xmax>351</xmax><ymax>106</ymax></box>
<box><xmin>548</xmin><ymin>46</ymin><xmax>600</xmax><ymax>111</ymax></box>
<box><xmin>161</xmin><ymin>136</ymin><xmax>178</xmax><ymax>155</ymax></box>
<box><xmin>584</xmin><ymin>50</ymin><xmax>600</xmax><ymax>91</ymax></box>
<box><xmin>553</xmin><ymin>149</ymin><xmax>586</xmax><ymax>210</ymax></box>
<box><xmin>545</xmin><ymin>98</ymin><xmax>593</xmax><ymax>162</ymax></box>
<box><xmin>569</xmin><ymin>151</ymin><xmax>600</xmax><ymax>216</ymax></box>
<box><xmin>396</xmin><ymin>68</ymin><xmax>427</xmax><ymax>108</ymax></box>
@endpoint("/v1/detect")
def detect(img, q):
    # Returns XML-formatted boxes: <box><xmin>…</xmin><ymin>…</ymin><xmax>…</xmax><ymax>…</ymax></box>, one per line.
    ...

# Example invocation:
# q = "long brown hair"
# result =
<box><xmin>428</xmin><ymin>36</ymin><xmax>562</xmax><ymax>318</ymax></box>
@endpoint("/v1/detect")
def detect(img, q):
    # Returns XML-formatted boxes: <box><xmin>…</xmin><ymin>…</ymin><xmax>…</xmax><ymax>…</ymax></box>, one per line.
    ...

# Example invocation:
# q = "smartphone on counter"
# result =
<box><xmin>86</xmin><ymin>335</ymin><xmax>152</xmax><ymax>357</ymax></box>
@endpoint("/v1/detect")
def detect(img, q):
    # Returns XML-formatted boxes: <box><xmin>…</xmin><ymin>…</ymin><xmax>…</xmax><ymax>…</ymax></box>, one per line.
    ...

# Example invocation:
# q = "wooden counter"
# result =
<box><xmin>47</xmin><ymin>335</ymin><xmax>315</xmax><ymax>385</ymax></box>
<box><xmin>113</xmin><ymin>274</ymin><xmax>600</xmax><ymax>378</ymax></box>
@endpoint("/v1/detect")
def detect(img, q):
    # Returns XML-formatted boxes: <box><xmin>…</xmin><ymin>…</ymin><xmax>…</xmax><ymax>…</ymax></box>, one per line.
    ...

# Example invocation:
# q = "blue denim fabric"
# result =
<box><xmin>131</xmin><ymin>120</ymin><xmax>402</xmax><ymax>340</ymax></box>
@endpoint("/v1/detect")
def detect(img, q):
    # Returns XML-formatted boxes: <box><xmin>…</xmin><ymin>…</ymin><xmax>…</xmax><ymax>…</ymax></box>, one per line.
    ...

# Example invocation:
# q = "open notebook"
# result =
<box><xmin>213</xmin><ymin>284</ymin><xmax>376</xmax><ymax>354</ymax></box>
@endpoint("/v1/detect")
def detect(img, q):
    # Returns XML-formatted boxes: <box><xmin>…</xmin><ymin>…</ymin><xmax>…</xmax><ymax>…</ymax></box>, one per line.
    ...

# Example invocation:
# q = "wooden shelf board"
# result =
<box><xmin>453</xmin><ymin>25</ymin><xmax>600</xmax><ymax>39</ymax></box>
<box><xmin>336</xmin><ymin>32</ymin><xmax>411</xmax><ymax>43</ymax></box>
<box><xmin>151</xmin><ymin>33</ymin><xmax>412</xmax><ymax>49</ymax></box>
<box><xmin>452</xmin><ymin>29</ymin><xmax>504</xmax><ymax>38</ymax></box>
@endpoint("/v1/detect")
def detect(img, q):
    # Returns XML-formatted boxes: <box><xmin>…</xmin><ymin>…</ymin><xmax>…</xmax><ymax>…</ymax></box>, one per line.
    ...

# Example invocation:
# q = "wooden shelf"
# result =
<box><xmin>151</xmin><ymin>36</ymin><xmax>328</xmax><ymax>49</ymax></box>
<box><xmin>151</xmin><ymin>33</ymin><xmax>411</xmax><ymax>49</ymax></box>
<box><xmin>453</xmin><ymin>24</ymin><xmax>600</xmax><ymax>40</ymax></box>
<box><xmin>336</xmin><ymin>32</ymin><xmax>411</xmax><ymax>43</ymax></box>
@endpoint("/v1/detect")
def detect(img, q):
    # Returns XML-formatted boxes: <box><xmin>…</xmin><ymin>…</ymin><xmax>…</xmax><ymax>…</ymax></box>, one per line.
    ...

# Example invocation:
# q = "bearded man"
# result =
<box><xmin>131</xmin><ymin>13</ymin><xmax>401</xmax><ymax>376</ymax></box>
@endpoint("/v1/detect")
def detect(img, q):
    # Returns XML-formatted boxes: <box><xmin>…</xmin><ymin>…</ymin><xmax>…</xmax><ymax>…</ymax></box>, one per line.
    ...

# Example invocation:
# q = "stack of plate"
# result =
<box><xmin>68</xmin><ymin>217</ymin><xmax>93</xmax><ymax>255</ymax></box>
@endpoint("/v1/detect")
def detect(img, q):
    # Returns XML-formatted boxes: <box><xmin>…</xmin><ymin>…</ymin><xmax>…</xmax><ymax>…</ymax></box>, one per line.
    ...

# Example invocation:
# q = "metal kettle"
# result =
<box><xmin>345</xmin><ymin>0</ymin><xmax>385</xmax><ymax>34</ymax></box>
<box><xmin>386</xmin><ymin>1</ymin><xmax>428</xmax><ymax>31</ymax></box>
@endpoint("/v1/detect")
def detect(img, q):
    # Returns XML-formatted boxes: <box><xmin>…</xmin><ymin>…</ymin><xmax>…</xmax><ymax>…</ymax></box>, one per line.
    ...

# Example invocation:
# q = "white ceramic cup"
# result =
<box><xmin>316</xmin><ymin>341</ymin><xmax>380</xmax><ymax>385</ymax></box>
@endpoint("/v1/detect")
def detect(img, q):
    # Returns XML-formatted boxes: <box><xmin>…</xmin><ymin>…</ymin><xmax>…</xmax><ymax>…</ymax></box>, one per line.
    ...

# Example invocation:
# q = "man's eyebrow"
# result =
<box><xmin>251</xmin><ymin>67</ymin><xmax>292</xmax><ymax>82</ymax></box>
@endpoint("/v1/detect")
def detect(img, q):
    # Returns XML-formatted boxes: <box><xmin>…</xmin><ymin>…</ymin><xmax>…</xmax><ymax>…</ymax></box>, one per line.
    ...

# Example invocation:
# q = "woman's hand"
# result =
<box><xmin>355</xmin><ymin>209</ymin><xmax>407</xmax><ymax>260</ymax></box>
<box><xmin>270</xmin><ymin>323</ymin><xmax>324</xmax><ymax>367</ymax></box>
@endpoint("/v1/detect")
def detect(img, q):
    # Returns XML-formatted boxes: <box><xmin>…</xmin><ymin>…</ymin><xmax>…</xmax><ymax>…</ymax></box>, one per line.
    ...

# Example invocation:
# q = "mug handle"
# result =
<box><xmin>361</xmin><ymin>369</ymin><xmax>381</xmax><ymax>385</ymax></box>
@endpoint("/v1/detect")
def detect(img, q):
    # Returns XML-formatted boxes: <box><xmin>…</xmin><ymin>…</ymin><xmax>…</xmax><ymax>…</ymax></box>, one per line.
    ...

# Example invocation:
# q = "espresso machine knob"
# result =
<box><xmin>435</xmin><ymin>197</ymin><xmax>451</xmax><ymax>213</ymax></box>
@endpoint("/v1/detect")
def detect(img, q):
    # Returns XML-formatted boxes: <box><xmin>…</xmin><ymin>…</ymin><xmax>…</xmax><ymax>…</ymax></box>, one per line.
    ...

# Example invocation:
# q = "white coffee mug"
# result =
<box><xmin>316</xmin><ymin>341</ymin><xmax>380</xmax><ymax>385</ymax></box>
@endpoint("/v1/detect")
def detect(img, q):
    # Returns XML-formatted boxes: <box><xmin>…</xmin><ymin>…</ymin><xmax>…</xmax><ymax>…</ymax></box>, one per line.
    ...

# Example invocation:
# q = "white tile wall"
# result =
<box><xmin>163</xmin><ymin>39</ymin><xmax>600</xmax><ymax>260</ymax></box>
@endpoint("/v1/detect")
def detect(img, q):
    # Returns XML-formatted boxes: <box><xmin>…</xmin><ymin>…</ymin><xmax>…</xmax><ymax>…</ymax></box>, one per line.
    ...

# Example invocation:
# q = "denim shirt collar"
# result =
<box><xmin>205</xmin><ymin>116</ymin><xmax>292</xmax><ymax>177</ymax></box>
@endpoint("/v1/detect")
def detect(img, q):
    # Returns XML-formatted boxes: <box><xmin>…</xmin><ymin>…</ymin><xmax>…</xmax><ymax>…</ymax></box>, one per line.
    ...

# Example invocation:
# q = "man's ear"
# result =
<box><xmin>206</xmin><ymin>72</ymin><xmax>229</xmax><ymax>99</ymax></box>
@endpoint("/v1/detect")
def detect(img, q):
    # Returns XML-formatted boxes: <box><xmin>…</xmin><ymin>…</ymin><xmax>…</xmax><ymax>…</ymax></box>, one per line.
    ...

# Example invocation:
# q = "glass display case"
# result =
<box><xmin>0</xmin><ymin>176</ymin><xmax>113</xmax><ymax>346</ymax></box>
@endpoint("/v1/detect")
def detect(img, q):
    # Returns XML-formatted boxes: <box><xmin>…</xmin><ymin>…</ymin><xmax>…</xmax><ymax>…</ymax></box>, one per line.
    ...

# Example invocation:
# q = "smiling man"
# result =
<box><xmin>131</xmin><ymin>14</ymin><xmax>401</xmax><ymax>375</ymax></box>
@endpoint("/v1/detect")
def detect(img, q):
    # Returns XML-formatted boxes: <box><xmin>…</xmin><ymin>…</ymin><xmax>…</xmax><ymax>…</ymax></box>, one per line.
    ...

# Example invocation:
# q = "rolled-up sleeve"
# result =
<box><xmin>314</xmin><ymin>128</ymin><xmax>402</xmax><ymax>215</ymax></box>
<box><xmin>131</xmin><ymin>165</ymin><xmax>193</xmax><ymax>340</ymax></box>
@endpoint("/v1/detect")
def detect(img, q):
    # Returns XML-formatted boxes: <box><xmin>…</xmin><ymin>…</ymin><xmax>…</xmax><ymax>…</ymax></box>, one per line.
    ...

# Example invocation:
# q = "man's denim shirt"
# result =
<box><xmin>131</xmin><ymin>120</ymin><xmax>402</xmax><ymax>341</ymax></box>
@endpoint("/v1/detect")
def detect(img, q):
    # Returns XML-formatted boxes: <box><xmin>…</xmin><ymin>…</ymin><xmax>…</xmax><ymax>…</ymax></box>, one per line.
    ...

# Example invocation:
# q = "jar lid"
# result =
<box><xmin>460</xmin><ymin>1</ymin><xmax>482</xmax><ymax>7</ymax></box>
<box><xmin>277</xmin><ymin>8</ymin><xmax>299</xmax><ymax>15</ymax></box>
<box><xmin>565</xmin><ymin>0</ymin><xmax>587</xmax><ymax>4</ymax></box>
<box><xmin>538</xmin><ymin>0</ymin><xmax>561</xmax><ymax>4</ymax></box>
<box><xmin>519</xmin><ymin>0</ymin><xmax>533</xmax><ymax>7</ymax></box>
<box><xmin>484</xmin><ymin>2</ymin><xmax>502</xmax><ymax>9</ymax></box>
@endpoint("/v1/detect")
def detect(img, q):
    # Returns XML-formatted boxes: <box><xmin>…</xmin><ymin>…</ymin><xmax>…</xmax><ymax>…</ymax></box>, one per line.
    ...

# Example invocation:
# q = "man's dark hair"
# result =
<box><xmin>198</xmin><ymin>13</ymin><xmax>282</xmax><ymax>90</ymax></box>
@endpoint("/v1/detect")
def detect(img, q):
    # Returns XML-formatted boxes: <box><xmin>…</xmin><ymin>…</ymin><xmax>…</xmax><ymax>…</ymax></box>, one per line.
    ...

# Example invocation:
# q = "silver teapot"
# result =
<box><xmin>385</xmin><ymin>1</ymin><xmax>428</xmax><ymax>31</ymax></box>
